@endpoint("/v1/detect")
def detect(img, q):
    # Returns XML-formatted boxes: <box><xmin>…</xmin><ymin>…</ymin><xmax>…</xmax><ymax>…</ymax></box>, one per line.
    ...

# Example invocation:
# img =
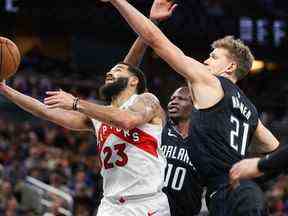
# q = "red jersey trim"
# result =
<box><xmin>98</xmin><ymin>123</ymin><xmax>158</xmax><ymax>157</ymax></box>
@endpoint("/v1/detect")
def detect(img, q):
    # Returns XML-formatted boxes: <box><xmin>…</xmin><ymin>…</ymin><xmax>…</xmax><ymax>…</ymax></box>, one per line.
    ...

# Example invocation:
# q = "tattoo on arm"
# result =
<box><xmin>128</xmin><ymin>93</ymin><xmax>160</xmax><ymax>122</ymax></box>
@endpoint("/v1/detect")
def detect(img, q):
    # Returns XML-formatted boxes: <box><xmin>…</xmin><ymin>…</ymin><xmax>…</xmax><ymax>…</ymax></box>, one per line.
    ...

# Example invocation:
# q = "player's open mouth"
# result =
<box><xmin>105</xmin><ymin>78</ymin><xmax>115</xmax><ymax>83</ymax></box>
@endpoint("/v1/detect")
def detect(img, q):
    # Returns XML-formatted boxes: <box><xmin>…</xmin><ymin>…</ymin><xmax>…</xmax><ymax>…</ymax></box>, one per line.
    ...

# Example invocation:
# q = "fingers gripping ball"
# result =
<box><xmin>0</xmin><ymin>37</ymin><xmax>21</xmax><ymax>81</ymax></box>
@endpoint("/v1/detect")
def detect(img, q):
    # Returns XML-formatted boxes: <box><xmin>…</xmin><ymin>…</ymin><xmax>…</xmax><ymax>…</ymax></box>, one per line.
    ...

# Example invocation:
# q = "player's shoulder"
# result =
<box><xmin>137</xmin><ymin>92</ymin><xmax>160</xmax><ymax>103</ymax></box>
<box><xmin>133</xmin><ymin>92</ymin><xmax>162</xmax><ymax>109</ymax></box>
<box><xmin>135</xmin><ymin>93</ymin><xmax>166</xmax><ymax>125</ymax></box>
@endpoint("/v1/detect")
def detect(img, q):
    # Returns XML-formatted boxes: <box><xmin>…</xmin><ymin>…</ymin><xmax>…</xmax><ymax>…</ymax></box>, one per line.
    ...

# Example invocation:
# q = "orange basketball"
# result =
<box><xmin>0</xmin><ymin>37</ymin><xmax>21</xmax><ymax>81</ymax></box>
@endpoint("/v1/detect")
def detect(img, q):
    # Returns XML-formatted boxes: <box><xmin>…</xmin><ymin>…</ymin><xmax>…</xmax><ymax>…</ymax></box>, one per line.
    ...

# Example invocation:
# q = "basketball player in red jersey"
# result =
<box><xmin>0</xmin><ymin>2</ymin><xmax>177</xmax><ymax>215</ymax></box>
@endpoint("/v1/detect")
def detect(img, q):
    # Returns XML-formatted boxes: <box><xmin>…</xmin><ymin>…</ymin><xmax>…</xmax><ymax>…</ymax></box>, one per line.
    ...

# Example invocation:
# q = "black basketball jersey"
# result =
<box><xmin>188</xmin><ymin>76</ymin><xmax>259</xmax><ymax>189</ymax></box>
<box><xmin>161</xmin><ymin>120</ymin><xmax>203</xmax><ymax>216</ymax></box>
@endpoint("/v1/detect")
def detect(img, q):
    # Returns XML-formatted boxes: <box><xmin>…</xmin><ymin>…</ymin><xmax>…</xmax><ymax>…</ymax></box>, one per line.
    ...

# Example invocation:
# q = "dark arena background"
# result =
<box><xmin>0</xmin><ymin>0</ymin><xmax>288</xmax><ymax>215</ymax></box>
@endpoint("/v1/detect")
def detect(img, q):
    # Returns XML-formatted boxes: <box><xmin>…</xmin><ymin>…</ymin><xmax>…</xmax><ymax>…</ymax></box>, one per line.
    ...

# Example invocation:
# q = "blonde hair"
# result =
<box><xmin>212</xmin><ymin>36</ymin><xmax>254</xmax><ymax>80</ymax></box>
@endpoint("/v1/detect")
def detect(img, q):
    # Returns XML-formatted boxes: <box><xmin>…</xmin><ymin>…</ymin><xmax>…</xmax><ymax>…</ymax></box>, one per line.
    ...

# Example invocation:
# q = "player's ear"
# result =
<box><xmin>226</xmin><ymin>62</ymin><xmax>237</xmax><ymax>75</ymax></box>
<box><xmin>129</xmin><ymin>76</ymin><xmax>139</xmax><ymax>88</ymax></box>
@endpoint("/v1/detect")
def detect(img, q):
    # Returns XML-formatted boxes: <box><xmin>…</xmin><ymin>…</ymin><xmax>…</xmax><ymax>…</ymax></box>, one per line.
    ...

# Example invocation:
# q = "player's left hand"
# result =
<box><xmin>229</xmin><ymin>158</ymin><xmax>263</xmax><ymax>184</ymax></box>
<box><xmin>44</xmin><ymin>90</ymin><xmax>76</xmax><ymax>110</ymax></box>
<box><xmin>150</xmin><ymin>0</ymin><xmax>178</xmax><ymax>22</ymax></box>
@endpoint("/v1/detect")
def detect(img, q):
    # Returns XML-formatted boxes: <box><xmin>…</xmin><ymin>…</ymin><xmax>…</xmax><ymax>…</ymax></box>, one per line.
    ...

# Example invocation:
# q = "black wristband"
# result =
<box><xmin>72</xmin><ymin>97</ymin><xmax>80</xmax><ymax>111</ymax></box>
<box><xmin>257</xmin><ymin>155</ymin><xmax>269</xmax><ymax>173</ymax></box>
<box><xmin>257</xmin><ymin>145</ymin><xmax>288</xmax><ymax>174</ymax></box>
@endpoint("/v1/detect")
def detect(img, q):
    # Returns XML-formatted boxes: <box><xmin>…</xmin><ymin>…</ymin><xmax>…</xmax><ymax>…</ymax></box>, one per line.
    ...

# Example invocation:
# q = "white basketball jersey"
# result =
<box><xmin>92</xmin><ymin>94</ymin><xmax>166</xmax><ymax>198</ymax></box>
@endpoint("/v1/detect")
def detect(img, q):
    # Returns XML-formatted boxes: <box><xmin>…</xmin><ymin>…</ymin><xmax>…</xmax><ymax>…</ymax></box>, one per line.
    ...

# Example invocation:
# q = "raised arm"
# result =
<box><xmin>123</xmin><ymin>37</ymin><xmax>147</xmax><ymax>67</ymax></box>
<box><xmin>123</xmin><ymin>0</ymin><xmax>177</xmax><ymax>67</ymax></box>
<box><xmin>104</xmin><ymin>0</ymin><xmax>222</xmax><ymax>108</ymax></box>
<box><xmin>107</xmin><ymin>0</ymin><xmax>205</xmax><ymax>80</ymax></box>
<box><xmin>0</xmin><ymin>81</ymin><xmax>93</xmax><ymax>132</ymax></box>
<box><xmin>44</xmin><ymin>90</ymin><xmax>164</xmax><ymax>130</ymax></box>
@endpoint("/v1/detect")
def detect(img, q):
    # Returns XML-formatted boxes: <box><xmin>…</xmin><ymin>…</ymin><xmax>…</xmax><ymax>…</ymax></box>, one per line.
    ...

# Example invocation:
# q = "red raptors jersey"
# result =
<box><xmin>92</xmin><ymin>94</ymin><xmax>166</xmax><ymax>198</ymax></box>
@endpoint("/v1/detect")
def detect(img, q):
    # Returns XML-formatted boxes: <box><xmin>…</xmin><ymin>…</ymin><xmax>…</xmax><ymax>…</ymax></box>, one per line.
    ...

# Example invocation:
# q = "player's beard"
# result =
<box><xmin>99</xmin><ymin>77</ymin><xmax>129</xmax><ymax>102</ymax></box>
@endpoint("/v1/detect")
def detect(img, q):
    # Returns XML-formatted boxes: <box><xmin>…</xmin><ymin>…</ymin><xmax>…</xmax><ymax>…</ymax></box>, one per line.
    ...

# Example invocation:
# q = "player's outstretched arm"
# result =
<box><xmin>229</xmin><ymin>158</ymin><xmax>262</xmax><ymax>183</ymax></box>
<box><xmin>44</xmin><ymin>90</ymin><xmax>164</xmax><ymax>130</ymax></box>
<box><xmin>0</xmin><ymin>81</ymin><xmax>93</xmax><ymax>132</ymax></box>
<box><xmin>104</xmin><ymin>0</ymin><xmax>222</xmax><ymax>108</ymax></box>
<box><xmin>230</xmin><ymin>145</ymin><xmax>288</xmax><ymax>182</ymax></box>
<box><xmin>107</xmin><ymin>0</ymin><xmax>205</xmax><ymax>81</ymax></box>
<box><xmin>249</xmin><ymin>120</ymin><xmax>279</xmax><ymax>155</ymax></box>
<box><xmin>123</xmin><ymin>0</ymin><xmax>177</xmax><ymax>67</ymax></box>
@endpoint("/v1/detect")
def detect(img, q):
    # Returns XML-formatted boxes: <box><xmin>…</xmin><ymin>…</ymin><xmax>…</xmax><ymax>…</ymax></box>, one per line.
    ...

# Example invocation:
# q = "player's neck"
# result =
<box><xmin>221</xmin><ymin>73</ymin><xmax>237</xmax><ymax>83</ymax></box>
<box><xmin>111</xmin><ymin>89</ymin><xmax>136</xmax><ymax>107</ymax></box>
<box><xmin>175</xmin><ymin>120</ymin><xmax>190</xmax><ymax>139</ymax></box>
<box><xmin>228</xmin><ymin>76</ymin><xmax>237</xmax><ymax>83</ymax></box>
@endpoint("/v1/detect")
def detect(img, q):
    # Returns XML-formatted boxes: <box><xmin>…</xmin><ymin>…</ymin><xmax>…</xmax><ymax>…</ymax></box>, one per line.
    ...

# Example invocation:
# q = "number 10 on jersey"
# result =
<box><xmin>164</xmin><ymin>164</ymin><xmax>186</xmax><ymax>191</ymax></box>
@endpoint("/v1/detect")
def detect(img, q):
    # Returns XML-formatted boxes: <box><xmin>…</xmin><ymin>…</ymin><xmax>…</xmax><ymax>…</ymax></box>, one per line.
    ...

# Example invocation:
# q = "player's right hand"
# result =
<box><xmin>0</xmin><ymin>80</ymin><xmax>7</xmax><ymax>92</ymax></box>
<box><xmin>229</xmin><ymin>158</ymin><xmax>263</xmax><ymax>183</ymax></box>
<box><xmin>150</xmin><ymin>0</ymin><xmax>178</xmax><ymax>22</ymax></box>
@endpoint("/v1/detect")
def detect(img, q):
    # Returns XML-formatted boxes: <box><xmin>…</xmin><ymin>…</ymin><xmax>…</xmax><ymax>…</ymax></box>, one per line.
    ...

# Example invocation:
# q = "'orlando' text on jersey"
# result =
<box><xmin>162</xmin><ymin>120</ymin><xmax>203</xmax><ymax>216</ymax></box>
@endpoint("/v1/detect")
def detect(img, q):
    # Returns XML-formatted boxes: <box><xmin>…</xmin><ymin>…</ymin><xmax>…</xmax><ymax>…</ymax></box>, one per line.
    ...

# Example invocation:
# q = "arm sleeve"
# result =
<box><xmin>258</xmin><ymin>144</ymin><xmax>288</xmax><ymax>173</ymax></box>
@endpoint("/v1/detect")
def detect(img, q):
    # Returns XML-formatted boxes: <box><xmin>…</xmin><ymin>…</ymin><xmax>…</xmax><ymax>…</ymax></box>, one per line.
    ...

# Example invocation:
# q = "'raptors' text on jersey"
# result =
<box><xmin>92</xmin><ymin>95</ymin><xmax>167</xmax><ymax>198</ymax></box>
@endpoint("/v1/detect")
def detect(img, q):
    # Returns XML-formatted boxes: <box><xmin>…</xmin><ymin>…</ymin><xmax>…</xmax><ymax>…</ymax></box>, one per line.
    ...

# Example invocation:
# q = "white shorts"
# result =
<box><xmin>96</xmin><ymin>192</ymin><xmax>171</xmax><ymax>216</ymax></box>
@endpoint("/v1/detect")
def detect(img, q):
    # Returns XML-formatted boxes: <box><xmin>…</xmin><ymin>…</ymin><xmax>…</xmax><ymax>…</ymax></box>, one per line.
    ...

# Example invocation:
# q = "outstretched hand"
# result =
<box><xmin>150</xmin><ymin>0</ymin><xmax>178</xmax><ymax>21</ymax></box>
<box><xmin>44</xmin><ymin>90</ymin><xmax>76</xmax><ymax>110</ymax></box>
<box><xmin>99</xmin><ymin>0</ymin><xmax>177</xmax><ymax>21</ymax></box>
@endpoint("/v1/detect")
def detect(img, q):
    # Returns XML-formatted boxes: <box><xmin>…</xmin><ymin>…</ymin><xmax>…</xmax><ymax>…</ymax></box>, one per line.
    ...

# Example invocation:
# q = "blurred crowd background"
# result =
<box><xmin>0</xmin><ymin>0</ymin><xmax>288</xmax><ymax>215</ymax></box>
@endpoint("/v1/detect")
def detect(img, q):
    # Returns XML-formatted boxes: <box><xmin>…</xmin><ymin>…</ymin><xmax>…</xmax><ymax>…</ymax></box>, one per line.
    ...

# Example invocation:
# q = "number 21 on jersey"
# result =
<box><xmin>230</xmin><ymin>115</ymin><xmax>250</xmax><ymax>156</ymax></box>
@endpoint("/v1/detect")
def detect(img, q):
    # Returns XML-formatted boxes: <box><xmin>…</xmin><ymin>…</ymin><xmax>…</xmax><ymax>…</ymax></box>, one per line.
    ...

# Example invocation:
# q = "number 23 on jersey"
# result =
<box><xmin>102</xmin><ymin>143</ymin><xmax>128</xmax><ymax>169</ymax></box>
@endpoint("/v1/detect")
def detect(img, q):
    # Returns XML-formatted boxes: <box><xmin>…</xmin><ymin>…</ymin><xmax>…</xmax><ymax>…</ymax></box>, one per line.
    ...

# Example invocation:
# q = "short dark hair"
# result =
<box><xmin>174</xmin><ymin>85</ymin><xmax>193</xmax><ymax>103</ymax></box>
<box><xmin>118</xmin><ymin>62</ymin><xmax>147</xmax><ymax>94</ymax></box>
